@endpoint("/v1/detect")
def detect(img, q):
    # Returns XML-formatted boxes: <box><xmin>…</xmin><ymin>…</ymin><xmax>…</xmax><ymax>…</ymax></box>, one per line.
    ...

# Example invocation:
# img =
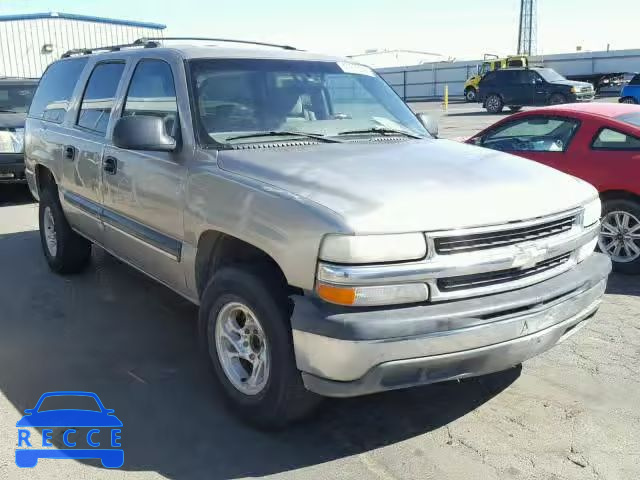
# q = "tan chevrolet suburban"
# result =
<box><xmin>25</xmin><ymin>38</ymin><xmax>610</xmax><ymax>428</ymax></box>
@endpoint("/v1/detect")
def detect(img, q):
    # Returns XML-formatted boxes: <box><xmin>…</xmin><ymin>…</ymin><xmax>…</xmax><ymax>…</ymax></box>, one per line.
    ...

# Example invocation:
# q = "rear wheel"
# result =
<box><xmin>464</xmin><ymin>87</ymin><xmax>477</xmax><ymax>102</ymax></box>
<box><xmin>38</xmin><ymin>186</ymin><xmax>92</xmax><ymax>274</ymax></box>
<box><xmin>620</xmin><ymin>97</ymin><xmax>637</xmax><ymax>104</ymax></box>
<box><xmin>549</xmin><ymin>93</ymin><xmax>567</xmax><ymax>105</ymax></box>
<box><xmin>508</xmin><ymin>106</ymin><xmax>523</xmax><ymax>112</ymax></box>
<box><xmin>485</xmin><ymin>94</ymin><xmax>504</xmax><ymax>113</ymax></box>
<box><xmin>200</xmin><ymin>265</ymin><xmax>321</xmax><ymax>428</ymax></box>
<box><xmin>599</xmin><ymin>199</ymin><xmax>640</xmax><ymax>274</ymax></box>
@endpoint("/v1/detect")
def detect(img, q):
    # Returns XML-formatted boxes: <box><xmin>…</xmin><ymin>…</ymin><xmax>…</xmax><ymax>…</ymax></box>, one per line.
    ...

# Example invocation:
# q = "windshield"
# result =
<box><xmin>0</xmin><ymin>84</ymin><xmax>36</xmax><ymax>113</ymax></box>
<box><xmin>617</xmin><ymin>112</ymin><xmax>640</xmax><ymax>128</ymax></box>
<box><xmin>189</xmin><ymin>59</ymin><xmax>427</xmax><ymax>145</ymax></box>
<box><xmin>536</xmin><ymin>68</ymin><xmax>567</xmax><ymax>83</ymax></box>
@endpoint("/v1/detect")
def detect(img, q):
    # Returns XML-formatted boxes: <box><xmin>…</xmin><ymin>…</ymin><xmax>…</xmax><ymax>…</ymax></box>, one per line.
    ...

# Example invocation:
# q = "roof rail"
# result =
<box><xmin>136</xmin><ymin>37</ymin><xmax>298</xmax><ymax>51</ymax></box>
<box><xmin>60</xmin><ymin>39</ymin><xmax>160</xmax><ymax>58</ymax></box>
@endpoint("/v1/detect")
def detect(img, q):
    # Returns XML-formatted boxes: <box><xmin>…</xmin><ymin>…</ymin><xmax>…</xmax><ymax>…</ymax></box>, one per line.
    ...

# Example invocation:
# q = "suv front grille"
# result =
<box><xmin>437</xmin><ymin>253</ymin><xmax>571</xmax><ymax>292</ymax></box>
<box><xmin>434</xmin><ymin>215</ymin><xmax>576</xmax><ymax>255</ymax></box>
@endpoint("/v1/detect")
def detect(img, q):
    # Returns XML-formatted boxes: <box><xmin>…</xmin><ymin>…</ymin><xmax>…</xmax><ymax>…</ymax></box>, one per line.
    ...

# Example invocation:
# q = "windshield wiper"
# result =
<box><xmin>337</xmin><ymin>127</ymin><xmax>423</xmax><ymax>139</ymax></box>
<box><xmin>225</xmin><ymin>130</ymin><xmax>342</xmax><ymax>143</ymax></box>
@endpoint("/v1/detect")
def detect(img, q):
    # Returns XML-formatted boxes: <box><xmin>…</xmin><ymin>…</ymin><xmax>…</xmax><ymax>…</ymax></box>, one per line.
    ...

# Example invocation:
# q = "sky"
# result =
<box><xmin>0</xmin><ymin>0</ymin><xmax>637</xmax><ymax>60</ymax></box>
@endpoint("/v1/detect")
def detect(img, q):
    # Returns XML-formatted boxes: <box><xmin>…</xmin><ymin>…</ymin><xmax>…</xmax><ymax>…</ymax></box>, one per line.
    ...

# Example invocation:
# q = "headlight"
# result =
<box><xmin>571</xmin><ymin>86</ymin><xmax>577</xmax><ymax>94</ymax></box>
<box><xmin>0</xmin><ymin>128</ymin><xmax>24</xmax><ymax>153</ymax></box>
<box><xmin>319</xmin><ymin>233</ymin><xmax>427</xmax><ymax>264</ymax></box>
<box><xmin>582</xmin><ymin>197</ymin><xmax>601</xmax><ymax>227</ymax></box>
<box><xmin>316</xmin><ymin>282</ymin><xmax>429</xmax><ymax>306</ymax></box>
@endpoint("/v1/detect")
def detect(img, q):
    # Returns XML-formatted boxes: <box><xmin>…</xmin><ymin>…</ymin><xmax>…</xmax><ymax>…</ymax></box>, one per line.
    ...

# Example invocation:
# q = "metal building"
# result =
<box><xmin>0</xmin><ymin>12</ymin><xmax>166</xmax><ymax>78</ymax></box>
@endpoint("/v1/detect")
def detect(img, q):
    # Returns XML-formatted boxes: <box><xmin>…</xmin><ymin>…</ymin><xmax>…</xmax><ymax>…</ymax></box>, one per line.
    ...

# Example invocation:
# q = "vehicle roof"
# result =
<box><xmin>0</xmin><ymin>77</ymin><xmax>39</xmax><ymax>84</ymax></box>
<box><xmin>525</xmin><ymin>102</ymin><xmax>640</xmax><ymax>118</ymax></box>
<box><xmin>60</xmin><ymin>44</ymin><xmax>349</xmax><ymax>64</ymax></box>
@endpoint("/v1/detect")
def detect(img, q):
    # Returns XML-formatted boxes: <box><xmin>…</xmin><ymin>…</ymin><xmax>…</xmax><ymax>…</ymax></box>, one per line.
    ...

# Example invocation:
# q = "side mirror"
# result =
<box><xmin>113</xmin><ymin>115</ymin><xmax>177</xmax><ymax>152</ymax></box>
<box><xmin>416</xmin><ymin>112</ymin><xmax>438</xmax><ymax>138</ymax></box>
<box><xmin>23</xmin><ymin>409</ymin><xmax>34</xmax><ymax>415</ymax></box>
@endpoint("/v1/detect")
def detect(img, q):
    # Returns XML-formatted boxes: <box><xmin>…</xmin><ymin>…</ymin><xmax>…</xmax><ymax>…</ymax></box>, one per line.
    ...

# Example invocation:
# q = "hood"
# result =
<box><xmin>550</xmin><ymin>79</ymin><xmax>593</xmax><ymax>89</ymax></box>
<box><xmin>0</xmin><ymin>112</ymin><xmax>26</xmax><ymax>129</ymax></box>
<box><xmin>219</xmin><ymin>139</ymin><xmax>596</xmax><ymax>233</ymax></box>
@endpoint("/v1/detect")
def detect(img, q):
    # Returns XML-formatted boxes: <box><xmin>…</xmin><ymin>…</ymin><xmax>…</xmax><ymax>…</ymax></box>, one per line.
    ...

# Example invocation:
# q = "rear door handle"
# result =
<box><xmin>64</xmin><ymin>145</ymin><xmax>76</xmax><ymax>160</ymax></box>
<box><xmin>103</xmin><ymin>156</ymin><xmax>118</xmax><ymax>175</ymax></box>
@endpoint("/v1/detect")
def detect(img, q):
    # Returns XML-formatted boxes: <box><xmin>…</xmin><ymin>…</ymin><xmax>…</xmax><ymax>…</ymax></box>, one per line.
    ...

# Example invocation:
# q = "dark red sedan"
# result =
<box><xmin>468</xmin><ymin>103</ymin><xmax>640</xmax><ymax>273</ymax></box>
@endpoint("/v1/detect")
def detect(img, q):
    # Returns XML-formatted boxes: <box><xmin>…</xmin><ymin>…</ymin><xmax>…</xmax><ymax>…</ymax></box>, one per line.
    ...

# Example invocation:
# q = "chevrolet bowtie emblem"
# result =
<box><xmin>512</xmin><ymin>245</ymin><xmax>548</xmax><ymax>270</ymax></box>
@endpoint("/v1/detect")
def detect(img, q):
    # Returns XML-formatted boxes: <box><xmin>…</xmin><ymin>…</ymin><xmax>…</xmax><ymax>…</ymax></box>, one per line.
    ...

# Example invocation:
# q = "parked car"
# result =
<box><xmin>25</xmin><ymin>38</ymin><xmax>610</xmax><ymax>428</ymax></box>
<box><xmin>468</xmin><ymin>102</ymin><xmax>640</xmax><ymax>273</ymax></box>
<box><xmin>619</xmin><ymin>73</ymin><xmax>640</xmax><ymax>104</ymax></box>
<box><xmin>0</xmin><ymin>78</ymin><xmax>38</xmax><ymax>185</ymax></box>
<box><xmin>479</xmin><ymin>67</ymin><xmax>595</xmax><ymax>113</ymax></box>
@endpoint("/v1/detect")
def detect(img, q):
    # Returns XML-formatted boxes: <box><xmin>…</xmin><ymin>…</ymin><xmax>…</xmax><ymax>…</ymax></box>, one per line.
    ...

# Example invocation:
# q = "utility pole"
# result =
<box><xmin>517</xmin><ymin>0</ymin><xmax>537</xmax><ymax>56</ymax></box>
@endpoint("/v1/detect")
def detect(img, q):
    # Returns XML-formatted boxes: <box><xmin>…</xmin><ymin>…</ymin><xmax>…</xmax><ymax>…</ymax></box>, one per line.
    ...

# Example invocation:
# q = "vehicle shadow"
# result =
<box><xmin>0</xmin><ymin>184</ymin><xmax>35</xmax><ymax>207</ymax></box>
<box><xmin>606</xmin><ymin>272</ymin><xmax>640</xmax><ymax>297</ymax></box>
<box><xmin>445</xmin><ymin>110</ymin><xmax>513</xmax><ymax>117</ymax></box>
<box><xmin>0</xmin><ymin>229</ymin><xmax>520</xmax><ymax>479</ymax></box>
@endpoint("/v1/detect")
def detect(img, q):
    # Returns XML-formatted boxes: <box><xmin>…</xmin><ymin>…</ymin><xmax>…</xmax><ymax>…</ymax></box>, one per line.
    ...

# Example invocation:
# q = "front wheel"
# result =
<box><xmin>485</xmin><ymin>94</ymin><xmax>504</xmax><ymax>113</ymax></box>
<box><xmin>464</xmin><ymin>87</ymin><xmax>477</xmax><ymax>102</ymax></box>
<box><xmin>38</xmin><ymin>187</ymin><xmax>92</xmax><ymax>274</ymax></box>
<box><xmin>599</xmin><ymin>199</ymin><xmax>640</xmax><ymax>274</ymax></box>
<box><xmin>549</xmin><ymin>93</ymin><xmax>567</xmax><ymax>105</ymax></box>
<box><xmin>200</xmin><ymin>265</ymin><xmax>321</xmax><ymax>429</ymax></box>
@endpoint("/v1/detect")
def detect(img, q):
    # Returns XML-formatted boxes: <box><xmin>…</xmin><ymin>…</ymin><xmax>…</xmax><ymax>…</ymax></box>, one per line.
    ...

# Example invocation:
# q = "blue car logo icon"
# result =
<box><xmin>15</xmin><ymin>391</ymin><xmax>123</xmax><ymax>468</ymax></box>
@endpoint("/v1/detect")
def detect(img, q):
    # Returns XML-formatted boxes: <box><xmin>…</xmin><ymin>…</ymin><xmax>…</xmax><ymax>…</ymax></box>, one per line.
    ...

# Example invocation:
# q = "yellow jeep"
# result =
<box><xmin>464</xmin><ymin>54</ymin><xmax>528</xmax><ymax>102</ymax></box>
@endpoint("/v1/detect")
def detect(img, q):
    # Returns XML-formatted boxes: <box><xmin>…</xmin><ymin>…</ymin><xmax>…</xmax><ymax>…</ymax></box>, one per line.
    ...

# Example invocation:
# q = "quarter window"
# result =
<box><xmin>482</xmin><ymin>117</ymin><xmax>579</xmax><ymax>152</ymax></box>
<box><xmin>592</xmin><ymin>128</ymin><xmax>640</xmax><ymax>150</ymax></box>
<box><xmin>123</xmin><ymin>60</ymin><xmax>178</xmax><ymax>136</ymax></box>
<box><xmin>29</xmin><ymin>58</ymin><xmax>88</xmax><ymax>123</ymax></box>
<box><xmin>77</xmin><ymin>62</ymin><xmax>125</xmax><ymax>135</ymax></box>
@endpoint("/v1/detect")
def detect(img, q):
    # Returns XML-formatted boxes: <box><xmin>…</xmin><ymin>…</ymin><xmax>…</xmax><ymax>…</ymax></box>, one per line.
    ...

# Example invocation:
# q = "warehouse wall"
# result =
<box><xmin>0</xmin><ymin>18</ymin><xmax>164</xmax><ymax>78</ymax></box>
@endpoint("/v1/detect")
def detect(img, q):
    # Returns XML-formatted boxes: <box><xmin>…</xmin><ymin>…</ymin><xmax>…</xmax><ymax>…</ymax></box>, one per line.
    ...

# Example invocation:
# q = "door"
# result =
<box><xmin>101</xmin><ymin>58</ymin><xmax>187</xmax><ymax>292</ymax></box>
<box><xmin>479</xmin><ymin>114</ymin><xmax>581</xmax><ymax>172</ymax></box>
<box><xmin>519</xmin><ymin>70</ymin><xmax>540</xmax><ymax>105</ymax></box>
<box><xmin>62</xmin><ymin>61</ymin><xmax>126</xmax><ymax>243</ymax></box>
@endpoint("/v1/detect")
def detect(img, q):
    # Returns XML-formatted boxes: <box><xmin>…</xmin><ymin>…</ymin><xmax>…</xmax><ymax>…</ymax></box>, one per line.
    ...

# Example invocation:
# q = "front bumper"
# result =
<box><xmin>292</xmin><ymin>253</ymin><xmax>611</xmax><ymax>397</ymax></box>
<box><xmin>570</xmin><ymin>92</ymin><xmax>595</xmax><ymax>102</ymax></box>
<box><xmin>0</xmin><ymin>153</ymin><xmax>25</xmax><ymax>183</ymax></box>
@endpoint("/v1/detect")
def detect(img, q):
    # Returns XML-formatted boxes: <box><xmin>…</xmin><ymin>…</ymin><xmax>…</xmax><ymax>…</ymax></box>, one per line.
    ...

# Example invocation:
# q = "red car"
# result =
<box><xmin>468</xmin><ymin>103</ymin><xmax>640</xmax><ymax>273</ymax></box>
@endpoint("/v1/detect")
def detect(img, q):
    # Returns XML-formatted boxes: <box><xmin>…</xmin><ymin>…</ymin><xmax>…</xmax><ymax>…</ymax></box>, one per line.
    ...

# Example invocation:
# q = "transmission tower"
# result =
<box><xmin>517</xmin><ymin>0</ymin><xmax>537</xmax><ymax>56</ymax></box>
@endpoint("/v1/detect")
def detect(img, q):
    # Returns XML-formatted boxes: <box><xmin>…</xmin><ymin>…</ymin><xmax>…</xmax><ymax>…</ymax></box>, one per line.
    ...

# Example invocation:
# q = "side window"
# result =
<box><xmin>28</xmin><ymin>58</ymin><xmax>88</xmax><ymax>123</ymax></box>
<box><xmin>519</xmin><ymin>71</ymin><xmax>537</xmax><ymax>84</ymax></box>
<box><xmin>77</xmin><ymin>62</ymin><xmax>125</xmax><ymax>135</ymax></box>
<box><xmin>482</xmin><ymin>116</ymin><xmax>579</xmax><ymax>152</ymax></box>
<box><xmin>508</xmin><ymin>59</ymin><xmax>524</xmax><ymax>68</ymax></box>
<box><xmin>482</xmin><ymin>71</ymin><xmax>496</xmax><ymax>83</ymax></box>
<box><xmin>629</xmin><ymin>75</ymin><xmax>640</xmax><ymax>86</ymax></box>
<box><xmin>499</xmin><ymin>71</ymin><xmax>517</xmax><ymax>84</ymax></box>
<box><xmin>592</xmin><ymin>128</ymin><xmax>640</xmax><ymax>150</ymax></box>
<box><xmin>123</xmin><ymin>60</ymin><xmax>178</xmax><ymax>136</ymax></box>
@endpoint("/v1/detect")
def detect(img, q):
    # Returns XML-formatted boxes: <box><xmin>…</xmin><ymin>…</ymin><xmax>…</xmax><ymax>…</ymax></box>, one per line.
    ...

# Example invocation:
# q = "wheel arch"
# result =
<box><xmin>34</xmin><ymin>164</ymin><xmax>58</xmax><ymax>195</ymax></box>
<box><xmin>194</xmin><ymin>230</ymin><xmax>296</xmax><ymax>300</ymax></box>
<box><xmin>600</xmin><ymin>190</ymin><xmax>640</xmax><ymax>205</ymax></box>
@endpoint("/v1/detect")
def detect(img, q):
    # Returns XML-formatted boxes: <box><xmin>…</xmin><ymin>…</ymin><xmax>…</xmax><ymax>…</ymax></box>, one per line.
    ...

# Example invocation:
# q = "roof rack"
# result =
<box><xmin>61</xmin><ymin>39</ymin><xmax>160</xmax><ymax>58</ymax></box>
<box><xmin>137</xmin><ymin>37</ymin><xmax>298</xmax><ymax>51</ymax></box>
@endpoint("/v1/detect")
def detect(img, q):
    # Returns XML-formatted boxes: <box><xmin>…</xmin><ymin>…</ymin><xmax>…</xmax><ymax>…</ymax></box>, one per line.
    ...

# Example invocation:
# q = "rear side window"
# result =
<box><xmin>123</xmin><ymin>60</ymin><xmax>178</xmax><ymax>136</ymax></box>
<box><xmin>482</xmin><ymin>72</ymin><xmax>497</xmax><ymax>83</ymax></box>
<box><xmin>77</xmin><ymin>62</ymin><xmax>125</xmax><ymax>135</ymax></box>
<box><xmin>592</xmin><ymin>128</ymin><xmax>640</xmax><ymax>150</ymax></box>
<box><xmin>629</xmin><ymin>75</ymin><xmax>640</xmax><ymax>86</ymax></box>
<box><xmin>28</xmin><ymin>58</ymin><xmax>88</xmax><ymax>123</ymax></box>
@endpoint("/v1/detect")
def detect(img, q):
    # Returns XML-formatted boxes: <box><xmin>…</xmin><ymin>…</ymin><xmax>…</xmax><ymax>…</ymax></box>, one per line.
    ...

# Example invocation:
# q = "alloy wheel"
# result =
<box><xmin>599</xmin><ymin>210</ymin><xmax>640</xmax><ymax>263</ymax></box>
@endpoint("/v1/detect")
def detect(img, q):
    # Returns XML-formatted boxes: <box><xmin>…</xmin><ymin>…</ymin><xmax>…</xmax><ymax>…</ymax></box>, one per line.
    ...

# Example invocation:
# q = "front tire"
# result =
<box><xmin>200</xmin><ymin>265</ymin><xmax>320</xmax><ymax>428</ymax></box>
<box><xmin>485</xmin><ymin>94</ymin><xmax>504</xmax><ymax>113</ymax></box>
<box><xmin>38</xmin><ymin>186</ymin><xmax>92</xmax><ymax>274</ymax></box>
<box><xmin>599</xmin><ymin>199</ymin><xmax>640</xmax><ymax>274</ymax></box>
<box><xmin>620</xmin><ymin>97</ymin><xmax>637</xmax><ymax>104</ymax></box>
<box><xmin>464</xmin><ymin>87</ymin><xmax>477</xmax><ymax>102</ymax></box>
<box><xmin>549</xmin><ymin>93</ymin><xmax>567</xmax><ymax>105</ymax></box>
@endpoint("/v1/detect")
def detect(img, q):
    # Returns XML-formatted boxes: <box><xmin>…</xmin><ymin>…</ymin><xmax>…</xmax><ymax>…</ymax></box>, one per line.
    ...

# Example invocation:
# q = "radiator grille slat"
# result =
<box><xmin>435</xmin><ymin>216</ymin><xmax>576</xmax><ymax>254</ymax></box>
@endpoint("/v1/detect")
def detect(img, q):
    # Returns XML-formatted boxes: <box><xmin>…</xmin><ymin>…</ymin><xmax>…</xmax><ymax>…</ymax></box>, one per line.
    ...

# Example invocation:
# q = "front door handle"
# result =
<box><xmin>64</xmin><ymin>145</ymin><xmax>76</xmax><ymax>160</ymax></box>
<box><xmin>103</xmin><ymin>156</ymin><xmax>118</xmax><ymax>175</ymax></box>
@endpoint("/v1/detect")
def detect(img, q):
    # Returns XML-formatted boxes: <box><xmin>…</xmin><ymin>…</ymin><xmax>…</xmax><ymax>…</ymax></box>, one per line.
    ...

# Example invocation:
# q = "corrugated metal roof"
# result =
<box><xmin>0</xmin><ymin>12</ymin><xmax>166</xmax><ymax>30</ymax></box>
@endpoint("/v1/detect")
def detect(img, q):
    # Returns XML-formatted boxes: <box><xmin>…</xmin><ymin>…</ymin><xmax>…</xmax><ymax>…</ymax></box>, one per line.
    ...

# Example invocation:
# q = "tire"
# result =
<box><xmin>508</xmin><ymin>106</ymin><xmax>523</xmax><ymax>112</ymax></box>
<box><xmin>620</xmin><ymin>97</ymin><xmax>637</xmax><ymax>104</ymax></box>
<box><xmin>599</xmin><ymin>199</ymin><xmax>640</xmax><ymax>274</ymax></box>
<box><xmin>38</xmin><ymin>186</ymin><xmax>92</xmax><ymax>274</ymax></box>
<box><xmin>485</xmin><ymin>94</ymin><xmax>504</xmax><ymax>113</ymax></box>
<box><xmin>464</xmin><ymin>87</ymin><xmax>477</xmax><ymax>102</ymax></box>
<box><xmin>199</xmin><ymin>265</ymin><xmax>321</xmax><ymax>429</ymax></box>
<box><xmin>549</xmin><ymin>93</ymin><xmax>567</xmax><ymax>105</ymax></box>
